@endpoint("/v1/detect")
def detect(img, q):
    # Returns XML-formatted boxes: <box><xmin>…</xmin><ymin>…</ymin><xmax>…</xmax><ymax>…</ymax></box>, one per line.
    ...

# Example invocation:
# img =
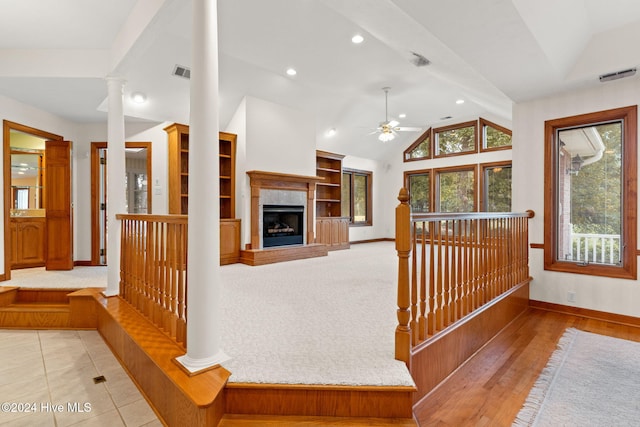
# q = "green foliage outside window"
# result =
<box><xmin>438</xmin><ymin>170</ymin><xmax>475</xmax><ymax>212</ymax></box>
<box><xmin>484</xmin><ymin>125</ymin><xmax>511</xmax><ymax>149</ymax></box>
<box><xmin>436</xmin><ymin>125</ymin><xmax>475</xmax><ymax>155</ymax></box>
<box><xmin>485</xmin><ymin>166</ymin><xmax>511</xmax><ymax>212</ymax></box>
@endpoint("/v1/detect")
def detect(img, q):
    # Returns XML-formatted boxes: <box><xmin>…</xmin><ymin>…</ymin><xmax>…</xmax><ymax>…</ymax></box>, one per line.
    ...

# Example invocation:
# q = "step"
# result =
<box><xmin>0</xmin><ymin>302</ymin><xmax>70</xmax><ymax>328</ymax></box>
<box><xmin>219</xmin><ymin>414</ymin><xmax>417</xmax><ymax>426</ymax></box>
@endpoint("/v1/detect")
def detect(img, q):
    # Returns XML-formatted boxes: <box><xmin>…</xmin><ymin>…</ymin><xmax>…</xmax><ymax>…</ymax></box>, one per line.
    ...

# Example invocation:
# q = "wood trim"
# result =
<box><xmin>3</xmin><ymin>121</ymin><xmax>62</xmax><ymax>281</ymax></box>
<box><xmin>530</xmin><ymin>243</ymin><xmax>544</xmax><ymax>249</ymax></box>
<box><xmin>246</xmin><ymin>170</ymin><xmax>323</xmax><ymax>251</ymax></box>
<box><xmin>543</xmin><ymin>105</ymin><xmax>637</xmax><ymax>280</ymax></box>
<box><xmin>478</xmin><ymin>160</ymin><xmax>512</xmax><ymax>211</ymax></box>
<box><xmin>530</xmin><ymin>299</ymin><xmax>640</xmax><ymax>328</ymax></box>
<box><xmin>478</xmin><ymin>117</ymin><xmax>512</xmax><ymax>153</ymax></box>
<box><xmin>433</xmin><ymin>120</ymin><xmax>479</xmax><ymax>158</ymax></box>
<box><xmin>91</xmin><ymin>141</ymin><xmax>153</xmax><ymax>265</ymax></box>
<box><xmin>403</xmin><ymin>128</ymin><xmax>432</xmax><ymax>162</ymax></box>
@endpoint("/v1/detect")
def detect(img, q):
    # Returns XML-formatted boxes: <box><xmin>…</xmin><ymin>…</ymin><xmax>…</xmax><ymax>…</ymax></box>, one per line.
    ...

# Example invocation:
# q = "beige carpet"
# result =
<box><xmin>514</xmin><ymin>328</ymin><xmax>640</xmax><ymax>426</ymax></box>
<box><xmin>6</xmin><ymin>242</ymin><xmax>415</xmax><ymax>387</ymax></box>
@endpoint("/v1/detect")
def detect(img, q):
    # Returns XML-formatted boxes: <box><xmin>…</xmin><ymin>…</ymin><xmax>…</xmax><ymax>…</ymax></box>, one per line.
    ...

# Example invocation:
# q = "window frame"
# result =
<box><xmin>479</xmin><ymin>118</ymin><xmax>512</xmax><ymax>152</ymax></box>
<box><xmin>479</xmin><ymin>161</ymin><xmax>512</xmax><ymax>212</ymax></box>
<box><xmin>404</xmin><ymin>169</ymin><xmax>432</xmax><ymax>213</ymax></box>
<box><xmin>342</xmin><ymin>167</ymin><xmax>373</xmax><ymax>226</ymax></box>
<box><xmin>434</xmin><ymin>164</ymin><xmax>478</xmax><ymax>212</ymax></box>
<box><xmin>403</xmin><ymin>128</ymin><xmax>432</xmax><ymax>162</ymax></box>
<box><xmin>433</xmin><ymin>120</ymin><xmax>478</xmax><ymax>158</ymax></box>
<box><xmin>543</xmin><ymin>105</ymin><xmax>637</xmax><ymax>279</ymax></box>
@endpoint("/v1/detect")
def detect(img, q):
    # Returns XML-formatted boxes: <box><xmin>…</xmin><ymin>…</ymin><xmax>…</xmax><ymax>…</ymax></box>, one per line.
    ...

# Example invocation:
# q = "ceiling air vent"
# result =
<box><xmin>599</xmin><ymin>68</ymin><xmax>636</xmax><ymax>83</ymax></box>
<box><xmin>410</xmin><ymin>52</ymin><xmax>430</xmax><ymax>67</ymax></box>
<box><xmin>173</xmin><ymin>64</ymin><xmax>191</xmax><ymax>79</ymax></box>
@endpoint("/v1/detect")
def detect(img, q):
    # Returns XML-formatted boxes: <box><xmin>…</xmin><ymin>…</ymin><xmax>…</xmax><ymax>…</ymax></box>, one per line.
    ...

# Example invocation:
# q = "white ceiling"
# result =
<box><xmin>0</xmin><ymin>0</ymin><xmax>639</xmax><ymax>160</ymax></box>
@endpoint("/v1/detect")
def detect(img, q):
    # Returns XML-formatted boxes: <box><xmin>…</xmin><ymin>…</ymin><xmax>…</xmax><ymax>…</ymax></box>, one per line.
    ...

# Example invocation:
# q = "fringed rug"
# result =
<box><xmin>514</xmin><ymin>328</ymin><xmax>640</xmax><ymax>426</ymax></box>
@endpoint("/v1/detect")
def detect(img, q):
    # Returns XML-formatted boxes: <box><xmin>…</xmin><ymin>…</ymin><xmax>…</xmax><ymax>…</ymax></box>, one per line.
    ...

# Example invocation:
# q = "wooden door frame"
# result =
<box><xmin>90</xmin><ymin>141</ymin><xmax>152</xmax><ymax>265</ymax></box>
<box><xmin>3</xmin><ymin>120</ymin><xmax>63</xmax><ymax>281</ymax></box>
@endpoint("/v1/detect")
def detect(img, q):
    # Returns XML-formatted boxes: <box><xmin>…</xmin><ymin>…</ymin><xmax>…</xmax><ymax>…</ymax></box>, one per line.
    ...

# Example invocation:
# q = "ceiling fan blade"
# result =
<box><xmin>394</xmin><ymin>127</ymin><xmax>422</xmax><ymax>132</ymax></box>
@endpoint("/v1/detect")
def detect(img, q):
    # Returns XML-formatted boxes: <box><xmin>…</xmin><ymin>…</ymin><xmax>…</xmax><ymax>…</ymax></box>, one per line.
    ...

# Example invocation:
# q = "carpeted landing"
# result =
<box><xmin>8</xmin><ymin>242</ymin><xmax>415</xmax><ymax>388</ymax></box>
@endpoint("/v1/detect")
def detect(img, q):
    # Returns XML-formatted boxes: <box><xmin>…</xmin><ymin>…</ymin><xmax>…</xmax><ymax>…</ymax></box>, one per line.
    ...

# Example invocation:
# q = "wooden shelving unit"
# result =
<box><xmin>164</xmin><ymin>123</ymin><xmax>240</xmax><ymax>264</ymax></box>
<box><xmin>315</xmin><ymin>150</ymin><xmax>349</xmax><ymax>250</ymax></box>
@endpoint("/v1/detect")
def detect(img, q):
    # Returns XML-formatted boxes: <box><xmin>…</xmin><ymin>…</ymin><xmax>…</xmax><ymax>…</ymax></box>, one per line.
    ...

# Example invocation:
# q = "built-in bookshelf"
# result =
<box><xmin>315</xmin><ymin>150</ymin><xmax>349</xmax><ymax>250</ymax></box>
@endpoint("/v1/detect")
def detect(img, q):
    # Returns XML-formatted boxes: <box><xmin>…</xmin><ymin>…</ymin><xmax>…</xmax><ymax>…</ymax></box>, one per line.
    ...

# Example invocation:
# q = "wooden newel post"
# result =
<box><xmin>395</xmin><ymin>187</ymin><xmax>412</xmax><ymax>366</ymax></box>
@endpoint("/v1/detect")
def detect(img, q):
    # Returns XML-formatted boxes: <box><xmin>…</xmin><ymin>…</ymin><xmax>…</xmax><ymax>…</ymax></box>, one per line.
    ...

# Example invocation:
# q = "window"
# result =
<box><xmin>434</xmin><ymin>121</ymin><xmax>477</xmax><ymax>157</ymax></box>
<box><xmin>481</xmin><ymin>162</ymin><xmax>512</xmax><ymax>212</ymax></box>
<box><xmin>403</xmin><ymin>128</ymin><xmax>431</xmax><ymax>162</ymax></box>
<box><xmin>544</xmin><ymin>106</ymin><xmax>637</xmax><ymax>279</ymax></box>
<box><xmin>435</xmin><ymin>165</ymin><xmax>477</xmax><ymax>212</ymax></box>
<box><xmin>480</xmin><ymin>118</ymin><xmax>512</xmax><ymax>151</ymax></box>
<box><xmin>342</xmin><ymin>168</ymin><xmax>372</xmax><ymax>226</ymax></box>
<box><xmin>404</xmin><ymin>170</ymin><xmax>431</xmax><ymax>213</ymax></box>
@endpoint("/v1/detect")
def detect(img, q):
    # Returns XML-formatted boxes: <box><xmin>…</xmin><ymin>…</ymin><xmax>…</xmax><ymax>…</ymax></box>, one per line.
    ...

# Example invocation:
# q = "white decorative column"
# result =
<box><xmin>176</xmin><ymin>0</ymin><xmax>229</xmax><ymax>372</ymax></box>
<box><xmin>103</xmin><ymin>76</ymin><xmax>127</xmax><ymax>297</ymax></box>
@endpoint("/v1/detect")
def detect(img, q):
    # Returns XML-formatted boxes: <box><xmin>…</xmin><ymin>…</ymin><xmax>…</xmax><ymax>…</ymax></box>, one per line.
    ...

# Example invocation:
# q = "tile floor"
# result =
<box><xmin>0</xmin><ymin>329</ymin><xmax>162</xmax><ymax>426</ymax></box>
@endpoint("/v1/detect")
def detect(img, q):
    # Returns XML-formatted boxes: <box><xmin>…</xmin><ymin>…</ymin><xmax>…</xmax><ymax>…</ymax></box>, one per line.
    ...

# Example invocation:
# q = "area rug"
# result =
<box><xmin>513</xmin><ymin>328</ymin><xmax>640</xmax><ymax>426</ymax></box>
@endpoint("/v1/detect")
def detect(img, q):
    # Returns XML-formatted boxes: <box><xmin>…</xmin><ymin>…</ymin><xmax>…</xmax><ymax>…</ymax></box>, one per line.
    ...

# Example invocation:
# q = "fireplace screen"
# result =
<box><xmin>262</xmin><ymin>205</ymin><xmax>304</xmax><ymax>248</ymax></box>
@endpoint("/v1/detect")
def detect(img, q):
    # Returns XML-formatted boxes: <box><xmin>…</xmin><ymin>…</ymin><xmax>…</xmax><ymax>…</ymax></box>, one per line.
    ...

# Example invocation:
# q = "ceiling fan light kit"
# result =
<box><xmin>373</xmin><ymin>87</ymin><xmax>420</xmax><ymax>142</ymax></box>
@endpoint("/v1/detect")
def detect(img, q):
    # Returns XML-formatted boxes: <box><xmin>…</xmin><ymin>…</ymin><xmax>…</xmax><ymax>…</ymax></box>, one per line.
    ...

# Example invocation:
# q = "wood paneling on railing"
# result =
<box><xmin>395</xmin><ymin>188</ymin><xmax>534</xmax><ymax>366</ymax></box>
<box><xmin>117</xmin><ymin>214</ymin><xmax>188</xmax><ymax>348</ymax></box>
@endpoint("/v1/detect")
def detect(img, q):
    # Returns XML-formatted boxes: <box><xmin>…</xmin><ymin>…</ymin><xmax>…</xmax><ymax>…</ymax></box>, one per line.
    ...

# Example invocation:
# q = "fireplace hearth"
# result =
<box><xmin>262</xmin><ymin>205</ymin><xmax>303</xmax><ymax>248</ymax></box>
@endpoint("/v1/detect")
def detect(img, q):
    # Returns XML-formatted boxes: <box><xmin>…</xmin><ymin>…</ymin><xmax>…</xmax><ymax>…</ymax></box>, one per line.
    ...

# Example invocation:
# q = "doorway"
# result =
<box><xmin>90</xmin><ymin>142</ymin><xmax>152</xmax><ymax>265</ymax></box>
<box><xmin>3</xmin><ymin>120</ymin><xmax>72</xmax><ymax>280</ymax></box>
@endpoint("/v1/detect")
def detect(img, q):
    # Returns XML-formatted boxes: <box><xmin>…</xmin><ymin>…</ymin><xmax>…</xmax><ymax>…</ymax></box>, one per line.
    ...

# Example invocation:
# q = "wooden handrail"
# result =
<box><xmin>118</xmin><ymin>214</ymin><xmax>188</xmax><ymax>348</ymax></box>
<box><xmin>395</xmin><ymin>188</ymin><xmax>533</xmax><ymax>366</ymax></box>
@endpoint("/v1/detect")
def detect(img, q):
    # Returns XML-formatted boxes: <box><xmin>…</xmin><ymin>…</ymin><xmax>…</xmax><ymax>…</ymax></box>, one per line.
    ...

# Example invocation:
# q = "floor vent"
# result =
<box><xmin>93</xmin><ymin>375</ymin><xmax>107</xmax><ymax>384</ymax></box>
<box><xmin>173</xmin><ymin>64</ymin><xmax>191</xmax><ymax>79</ymax></box>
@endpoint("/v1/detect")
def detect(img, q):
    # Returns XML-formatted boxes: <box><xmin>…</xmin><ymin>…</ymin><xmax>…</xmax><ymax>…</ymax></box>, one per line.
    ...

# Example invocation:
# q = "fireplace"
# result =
<box><xmin>262</xmin><ymin>205</ymin><xmax>304</xmax><ymax>248</ymax></box>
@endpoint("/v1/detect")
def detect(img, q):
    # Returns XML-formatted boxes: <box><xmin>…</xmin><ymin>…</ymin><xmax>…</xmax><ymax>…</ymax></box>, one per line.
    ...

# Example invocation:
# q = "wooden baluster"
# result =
<box><xmin>410</xmin><ymin>222</ymin><xmax>418</xmax><ymax>345</ymax></box>
<box><xmin>449</xmin><ymin>220</ymin><xmax>457</xmax><ymax>323</ymax></box>
<box><xmin>464</xmin><ymin>219</ymin><xmax>471</xmax><ymax>316</ymax></box>
<box><xmin>488</xmin><ymin>218</ymin><xmax>495</xmax><ymax>301</ymax></box>
<box><xmin>475</xmin><ymin>219</ymin><xmax>484</xmax><ymax>308</ymax></box>
<box><xmin>427</xmin><ymin>221</ymin><xmax>436</xmax><ymax>336</ymax></box>
<box><xmin>435</xmin><ymin>220</ymin><xmax>444</xmax><ymax>331</ymax></box>
<box><xmin>176</xmin><ymin>221</ymin><xmax>187</xmax><ymax>347</ymax></box>
<box><xmin>456</xmin><ymin>219</ymin><xmax>464</xmax><ymax>320</ymax></box>
<box><xmin>395</xmin><ymin>188</ymin><xmax>412</xmax><ymax>365</ymax></box>
<box><xmin>419</xmin><ymin>221</ymin><xmax>427</xmax><ymax>341</ymax></box>
<box><xmin>442</xmin><ymin>220</ymin><xmax>450</xmax><ymax>327</ymax></box>
<box><xmin>119</xmin><ymin>218</ymin><xmax>128</xmax><ymax>297</ymax></box>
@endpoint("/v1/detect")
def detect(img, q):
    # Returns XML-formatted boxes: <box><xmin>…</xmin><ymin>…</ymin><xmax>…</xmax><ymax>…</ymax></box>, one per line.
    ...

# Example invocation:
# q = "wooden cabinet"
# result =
<box><xmin>165</xmin><ymin>123</ymin><xmax>241</xmax><ymax>263</ymax></box>
<box><xmin>315</xmin><ymin>150</ymin><xmax>349</xmax><ymax>250</ymax></box>
<box><xmin>10</xmin><ymin>217</ymin><xmax>46</xmax><ymax>269</ymax></box>
<box><xmin>165</xmin><ymin>123</ymin><xmax>236</xmax><ymax>218</ymax></box>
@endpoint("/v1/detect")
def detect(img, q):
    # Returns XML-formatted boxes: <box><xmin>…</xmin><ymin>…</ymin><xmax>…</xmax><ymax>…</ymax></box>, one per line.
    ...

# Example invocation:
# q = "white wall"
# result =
<box><xmin>513</xmin><ymin>77</ymin><xmax>640</xmax><ymax>317</ymax></box>
<box><xmin>227</xmin><ymin>96</ymin><xmax>316</xmax><ymax>246</ymax></box>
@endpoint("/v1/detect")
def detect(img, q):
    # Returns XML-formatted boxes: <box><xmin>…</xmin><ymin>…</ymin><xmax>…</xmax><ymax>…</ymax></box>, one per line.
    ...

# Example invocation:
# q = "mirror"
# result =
<box><xmin>10</xmin><ymin>130</ymin><xmax>47</xmax><ymax>216</ymax></box>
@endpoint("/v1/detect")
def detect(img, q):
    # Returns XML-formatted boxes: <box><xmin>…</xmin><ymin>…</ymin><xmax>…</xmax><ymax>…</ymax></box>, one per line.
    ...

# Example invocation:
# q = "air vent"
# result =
<box><xmin>410</xmin><ymin>52</ymin><xmax>430</xmax><ymax>67</ymax></box>
<box><xmin>440</xmin><ymin>115</ymin><xmax>453</xmax><ymax>121</ymax></box>
<box><xmin>599</xmin><ymin>68</ymin><xmax>636</xmax><ymax>83</ymax></box>
<box><xmin>173</xmin><ymin>64</ymin><xmax>191</xmax><ymax>79</ymax></box>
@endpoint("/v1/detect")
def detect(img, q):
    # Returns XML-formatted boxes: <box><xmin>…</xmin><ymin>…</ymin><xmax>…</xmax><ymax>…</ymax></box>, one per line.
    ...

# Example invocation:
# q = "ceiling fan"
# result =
<box><xmin>374</xmin><ymin>87</ymin><xmax>421</xmax><ymax>142</ymax></box>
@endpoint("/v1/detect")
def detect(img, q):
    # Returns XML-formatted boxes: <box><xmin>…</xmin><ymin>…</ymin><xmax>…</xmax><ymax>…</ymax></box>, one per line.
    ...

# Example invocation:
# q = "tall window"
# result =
<box><xmin>342</xmin><ymin>168</ymin><xmax>372</xmax><ymax>226</ymax></box>
<box><xmin>404</xmin><ymin>170</ymin><xmax>431</xmax><ymax>213</ymax></box>
<box><xmin>481</xmin><ymin>162</ymin><xmax>512</xmax><ymax>212</ymax></box>
<box><xmin>403</xmin><ymin>129</ymin><xmax>431</xmax><ymax>161</ymax></box>
<box><xmin>435</xmin><ymin>166</ymin><xmax>477</xmax><ymax>212</ymax></box>
<box><xmin>544</xmin><ymin>106</ymin><xmax>637</xmax><ymax>279</ymax></box>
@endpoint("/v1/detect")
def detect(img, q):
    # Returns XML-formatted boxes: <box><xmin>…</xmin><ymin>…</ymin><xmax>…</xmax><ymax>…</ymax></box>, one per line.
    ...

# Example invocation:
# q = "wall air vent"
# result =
<box><xmin>173</xmin><ymin>64</ymin><xmax>191</xmax><ymax>79</ymax></box>
<box><xmin>599</xmin><ymin>68</ymin><xmax>636</xmax><ymax>83</ymax></box>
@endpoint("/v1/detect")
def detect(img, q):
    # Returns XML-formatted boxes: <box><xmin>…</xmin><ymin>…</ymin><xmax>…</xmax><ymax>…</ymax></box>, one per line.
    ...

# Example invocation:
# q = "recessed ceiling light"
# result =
<box><xmin>398</xmin><ymin>113</ymin><xmax>406</xmax><ymax>119</ymax></box>
<box><xmin>326</xmin><ymin>128</ymin><xmax>337</xmax><ymax>137</ymax></box>
<box><xmin>351</xmin><ymin>34</ymin><xmax>364</xmax><ymax>44</ymax></box>
<box><xmin>456</xmin><ymin>99</ymin><xmax>465</xmax><ymax>105</ymax></box>
<box><xmin>131</xmin><ymin>92</ymin><xmax>147</xmax><ymax>104</ymax></box>
<box><xmin>286</xmin><ymin>68</ymin><xmax>297</xmax><ymax>76</ymax></box>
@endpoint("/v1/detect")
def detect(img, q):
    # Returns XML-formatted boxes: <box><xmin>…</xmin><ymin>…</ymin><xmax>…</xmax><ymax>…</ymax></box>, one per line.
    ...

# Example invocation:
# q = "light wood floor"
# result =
<box><xmin>413</xmin><ymin>307</ymin><xmax>640</xmax><ymax>426</ymax></box>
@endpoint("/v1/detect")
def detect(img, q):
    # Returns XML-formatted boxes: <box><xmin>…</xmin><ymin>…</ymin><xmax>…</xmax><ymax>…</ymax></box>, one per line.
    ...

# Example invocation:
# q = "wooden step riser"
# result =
<box><xmin>224</xmin><ymin>386</ymin><xmax>414</xmax><ymax>418</ymax></box>
<box><xmin>0</xmin><ymin>309</ymin><xmax>70</xmax><ymax>328</ymax></box>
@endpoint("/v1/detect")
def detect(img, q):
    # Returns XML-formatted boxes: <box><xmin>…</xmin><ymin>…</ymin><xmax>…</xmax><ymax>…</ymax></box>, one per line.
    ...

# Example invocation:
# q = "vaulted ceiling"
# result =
<box><xmin>0</xmin><ymin>0</ymin><xmax>638</xmax><ymax>160</ymax></box>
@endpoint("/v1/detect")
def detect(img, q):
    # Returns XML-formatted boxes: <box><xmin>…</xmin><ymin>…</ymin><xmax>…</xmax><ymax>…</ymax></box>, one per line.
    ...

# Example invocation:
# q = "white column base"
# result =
<box><xmin>175</xmin><ymin>350</ymin><xmax>231</xmax><ymax>374</ymax></box>
<box><xmin>101</xmin><ymin>289</ymin><xmax>119</xmax><ymax>297</ymax></box>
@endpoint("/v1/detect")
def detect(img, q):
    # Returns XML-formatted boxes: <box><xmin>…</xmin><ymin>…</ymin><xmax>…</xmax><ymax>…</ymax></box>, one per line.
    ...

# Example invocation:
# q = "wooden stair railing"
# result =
<box><xmin>117</xmin><ymin>214</ymin><xmax>188</xmax><ymax>348</ymax></box>
<box><xmin>395</xmin><ymin>188</ymin><xmax>534</xmax><ymax>366</ymax></box>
